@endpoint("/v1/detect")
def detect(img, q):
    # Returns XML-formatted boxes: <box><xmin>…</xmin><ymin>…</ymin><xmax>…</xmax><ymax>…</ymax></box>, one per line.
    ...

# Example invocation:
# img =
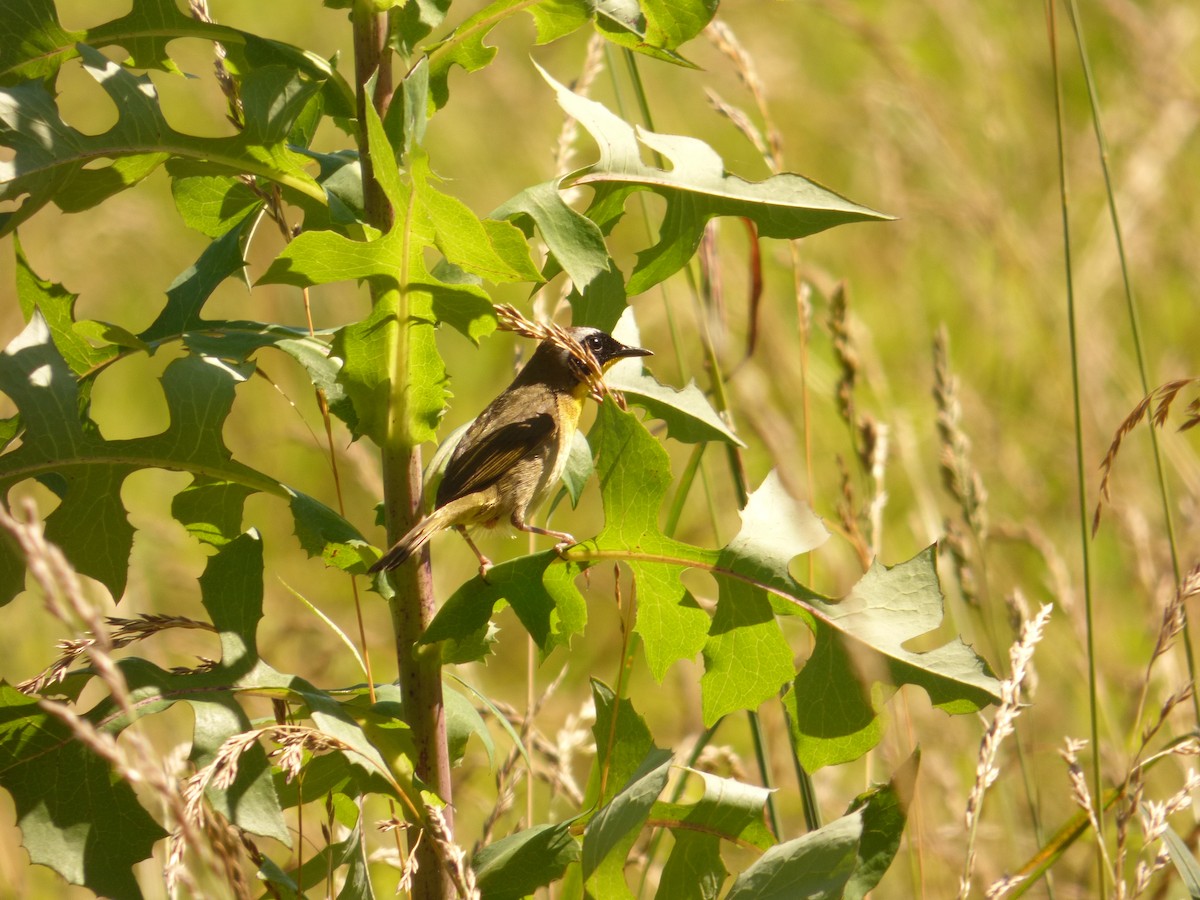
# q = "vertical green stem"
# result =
<box><xmin>1063</xmin><ymin>0</ymin><xmax>1198</xmax><ymax>727</ymax></box>
<box><xmin>1046</xmin><ymin>3</ymin><xmax>1103</xmax><ymax>891</ymax></box>
<box><xmin>352</xmin><ymin>4</ymin><xmax>450</xmax><ymax>899</ymax></box>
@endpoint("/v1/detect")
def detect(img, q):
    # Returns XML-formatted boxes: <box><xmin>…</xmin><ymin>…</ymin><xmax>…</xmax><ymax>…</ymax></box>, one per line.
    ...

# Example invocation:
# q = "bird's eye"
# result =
<box><xmin>587</xmin><ymin>334</ymin><xmax>604</xmax><ymax>351</ymax></box>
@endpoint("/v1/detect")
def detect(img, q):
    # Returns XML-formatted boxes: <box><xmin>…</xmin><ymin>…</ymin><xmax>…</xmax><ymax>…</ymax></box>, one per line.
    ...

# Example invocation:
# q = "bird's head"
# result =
<box><xmin>562</xmin><ymin>327</ymin><xmax>653</xmax><ymax>382</ymax></box>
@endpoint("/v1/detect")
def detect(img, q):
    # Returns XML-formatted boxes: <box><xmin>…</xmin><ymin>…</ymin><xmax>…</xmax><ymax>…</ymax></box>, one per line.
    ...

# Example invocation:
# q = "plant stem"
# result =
<box><xmin>353</xmin><ymin>5</ymin><xmax>450</xmax><ymax>898</ymax></box>
<box><xmin>1062</xmin><ymin>0</ymin><xmax>1198</xmax><ymax>729</ymax></box>
<box><xmin>1046</xmin><ymin>3</ymin><xmax>1103</xmax><ymax>892</ymax></box>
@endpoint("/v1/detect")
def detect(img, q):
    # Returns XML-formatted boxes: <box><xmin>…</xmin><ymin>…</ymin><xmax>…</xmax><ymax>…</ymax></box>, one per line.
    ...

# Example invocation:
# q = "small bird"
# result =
<box><xmin>368</xmin><ymin>327</ymin><xmax>652</xmax><ymax>576</ymax></box>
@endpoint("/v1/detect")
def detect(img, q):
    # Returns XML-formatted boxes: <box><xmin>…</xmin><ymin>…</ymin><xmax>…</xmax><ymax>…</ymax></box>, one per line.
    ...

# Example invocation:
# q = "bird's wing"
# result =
<box><xmin>435</xmin><ymin>412</ymin><xmax>557</xmax><ymax>505</ymax></box>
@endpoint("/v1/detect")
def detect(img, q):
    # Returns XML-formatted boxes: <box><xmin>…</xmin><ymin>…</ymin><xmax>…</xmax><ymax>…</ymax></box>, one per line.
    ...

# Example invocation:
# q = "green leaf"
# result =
<box><xmin>0</xmin><ymin>45</ymin><xmax>323</xmax><ymax>235</ymax></box>
<box><xmin>539</xmin><ymin>65</ymin><xmax>891</xmax><ymax>295</ymax></box>
<box><xmin>14</xmin><ymin>237</ymin><xmax>119</xmax><ymax>374</ymax></box>
<box><xmin>167</xmin><ymin>160</ymin><xmax>263</xmax><ymax>238</ymax></box>
<box><xmin>639</xmin><ymin>0</ymin><xmax>719</xmax><ymax>48</ymax></box>
<box><xmin>652</xmin><ymin>770</ymin><xmax>775</xmax><ymax>900</ymax></box>
<box><xmin>603</xmin><ymin>320</ymin><xmax>743</xmax><ymax>445</ymax></box>
<box><xmin>444</xmin><ymin>682</ymin><xmax>494</xmax><ymax>767</ymax></box>
<box><xmin>725</xmin><ymin>811</ymin><xmax>864</xmax><ymax>900</ymax></box>
<box><xmin>140</xmin><ymin>215</ymin><xmax>252</xmax><ymax>344</ymax></box>
<box><xmin>1162</xmin><ymin>824</ymin><xmax>1200</xmax><ymax>899</ymax></box>
<box><xmin>0</xmin><ymin>0</ymin><xmax>354</xmax><ymax>113</ymax></box>
<box><xmin>388</xmin><ymin>0</ymin><xmax>452</xmax><ymax>59</ymax></box>
<box><xmin>586</xmin><ymin>680</ymin><xmax>663</xmax><ymax>810</ymax></box>
<box><xmin>260</xmin><ymin>107</ymin><xmax>513</xmax><ymax>443</ymax></box>
<box><xmin>493</xmin><ymin>180</ymin><xmax>628</xmax><ymax>331</ymax></box>
<box><xmin>529</xmin><ymin>0</ymin><xmax>594</xmax><ymax>44</ymax></box>
<box><xmin>582</xmin><ymin>750</ymin><xmax>672</xmax><ymax>883</ymax></box>
<box><xmin>589</xmin><ymin>400</ymin><xmax>711</xmax><ymax>682</ymax></box>
<box><xmin>0</xmin><ymin>316</ymin><xmax>369</xmax><ymax>604</ymax></box>
<box><xmin>473</xmin><ymin>822</ymin><xmax>580</xmax><ymax>900</ymax></box>
<box><xmin>0</xmin><ymin>683</ymin><xmax>167</xmax><ymax>898</ymax></box>
<box><xmin>172</xmin><ymin>477</ymin><xmax>256</xmax><ymax>548</ymax></box>
<box><xmin>412</xmin><ymin>150</ymin><xmax>542</xmax><ymax>284</ymax></box>
<box><xmin>425</xmin><ymin>0</ymin><xmax>595</xmax><ymax>110</ymax></box>
<box><xmin>423</xmin><ymin>551</ymin><xmax>588</xmax><ymax>660</ymax></box>
<box><xmin>843</xmin><ymin>749</ymin><xmax>918</xmax><ymax>900</ymax></box>
<box><xmin>787</xmin><ymin>548</ymin><xmax>1001</xmax><ymax>770</ymax></box>
<box><xmin>592</xmin><ymin>0</ymin><xmax>711</xmax><ymax>66</ymax></box>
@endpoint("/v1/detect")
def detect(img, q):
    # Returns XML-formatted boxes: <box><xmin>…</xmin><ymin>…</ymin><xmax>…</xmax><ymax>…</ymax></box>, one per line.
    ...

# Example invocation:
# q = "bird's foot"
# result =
<box><xmin>477</xmin><ymin>556</ymin><xmax>494</xmax><ymax>583</ymax></box>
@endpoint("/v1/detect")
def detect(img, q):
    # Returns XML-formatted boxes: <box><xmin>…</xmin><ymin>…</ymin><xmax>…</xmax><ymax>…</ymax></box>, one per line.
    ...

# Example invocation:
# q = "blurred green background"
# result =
<box><xmin>2</xmin><ymin>0</ymin><xmax>1198</xmax><ymax>896</ymax></box>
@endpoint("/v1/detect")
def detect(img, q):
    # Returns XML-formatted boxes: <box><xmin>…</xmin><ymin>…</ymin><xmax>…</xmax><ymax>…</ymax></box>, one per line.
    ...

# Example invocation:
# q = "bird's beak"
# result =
<box><xmin>614</xmin><ymin>344</ymin><xmax>653</xmax><ymax>359</ymax></box>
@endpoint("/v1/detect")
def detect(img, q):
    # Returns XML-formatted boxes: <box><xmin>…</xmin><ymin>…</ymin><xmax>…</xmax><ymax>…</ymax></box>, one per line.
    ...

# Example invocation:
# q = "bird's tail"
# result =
<box><xmin>367</xmin><ymin>511</ymin><xmax>447</xmax><ymax>573</ymax></box>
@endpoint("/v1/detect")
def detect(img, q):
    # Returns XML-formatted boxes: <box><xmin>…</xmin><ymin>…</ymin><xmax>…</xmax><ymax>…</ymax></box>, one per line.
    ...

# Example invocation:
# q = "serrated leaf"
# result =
<box><xmin>259</xmin><ymin>107</ymin><xmax>508</xmax><ymax>443</ymax></box>
<box><xmin>1</xmin><ymin>0</ymin><xmax>354</xmax><ymax>112</ymax></box>
<box><xmin>539</xmin><ymin>65</ymin><xmax>890</xmax><ymax>295</ymax></box>
<box><xmin>388</xmin><ymin>0</ymin><xmax>452</xmax><ymax>59</ymax></box>
<box><xmin>529</xmin><ymin>0</ymin><xmax>593</xmax><ymax>43</ymax></box>
<box><xmin>14</xmin><ymin>237</ymin><xmax>119</xmax><ymax>374</ymax></box>
<box><xmin>606</xmin><ymin>365</ymin><xmax>743</xmax><ymax>446</ymax></box>
<box><xmin>473</xmin><ymin>822</ymin><xmax>580</xmax><ymax>900</ymax></box>
<box><xmin>589</xmin><ymin>400</ymin><xmax>711</xmax><ymax>681</ymax></box>
<box><xmin>0</xmin><ymin>683</ymin><xmax>167</xmax><ymax>898</ymax></box>
<box><xmin>172</xmin><ymin>477</ymin><xmax>256</xmax><ymax>547</ymax></box>
<box><xmin>581</xmin><ymin>401</ymin><xmax>998</xmax><ymax>736</ymax></box>
<box><xmin>0</xmin><ymin>45</ymin><xmax>324</xmax><ymax>235</ymax></box>
<box><xmin>607</xmin><ymin>309</ymin><xmax>743</xmax><ymax>446</ymax></box>
<box><xmin>586</xmin><ymin>680</ymin><xmax>664</xmax><ymax>810</ymax></box>
<box><xmin>412</xmin><ymin>150</ymin><xmax>542</xmax><ymax>284</ymax></box>
<box><xmin>140</xmin><ymin>215</ymin><xmax>252</xmax><ymax>344</ymax></box>
<box><xmin>426</xmin><ymin>0</ymin><xmax>596</xmax><ymax>110</ymax></box>
<box><xmin>725</xmin><ymin>810</ymin><xmax>863</xmax><ymax>900</ymax></box>
<box><xmin>0</xmin><ymin>316</ymin><xmax>369</xmax><ymax>604</ymax></box>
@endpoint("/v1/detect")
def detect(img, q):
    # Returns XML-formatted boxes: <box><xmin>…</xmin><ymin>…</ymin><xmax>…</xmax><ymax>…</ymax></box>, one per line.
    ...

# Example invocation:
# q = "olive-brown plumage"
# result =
<box><xmin>368</xmin><ymin>327</ymin><xmax>651</xmax><ymax>575</ymax></box>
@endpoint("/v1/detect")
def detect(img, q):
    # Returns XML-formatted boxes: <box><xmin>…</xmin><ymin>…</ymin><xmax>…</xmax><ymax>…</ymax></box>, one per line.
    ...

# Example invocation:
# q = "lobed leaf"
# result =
<box><xmin>0</xmin><ymin>314</ymin><xmax>369</xmax><ymax>605</ymax></box>
<box><xmin>539</xmin><ymin>65</ymin><xmax>891</xmax><ymax>295</ymax></box>
<box><xmin>0</xmin><ymin>45</ymin><xmax>324</xmax><ymax>236</ymax></box>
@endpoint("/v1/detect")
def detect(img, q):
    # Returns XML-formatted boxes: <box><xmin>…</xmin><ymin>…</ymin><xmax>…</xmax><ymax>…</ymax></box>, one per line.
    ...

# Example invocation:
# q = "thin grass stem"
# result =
<box><xmin>1062</xmin><ymin>0</ymin><xmax>1198</xmax><ymax>729</ymax></box>
<box><xmin>1046</xmin><ymin>2</ymin><xmax>1104</xmax><ymax>891</ymax></box>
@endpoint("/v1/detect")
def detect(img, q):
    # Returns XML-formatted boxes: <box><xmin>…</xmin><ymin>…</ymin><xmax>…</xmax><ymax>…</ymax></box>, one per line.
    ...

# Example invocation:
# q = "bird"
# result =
<box><xmin>368</xmin><ymin>326</ymin><xmax>652</xmax><ymax>576</ymax></box>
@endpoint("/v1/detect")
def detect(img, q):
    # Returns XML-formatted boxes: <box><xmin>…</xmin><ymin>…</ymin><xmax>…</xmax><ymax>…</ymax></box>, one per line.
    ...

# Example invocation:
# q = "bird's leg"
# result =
<box><xmin>511</xmin><ymin>515</ymin><xmax>576</xmax><ymax>556</ymax></box>
<box><xmin>454</xmin><ymin>526</ymin><xmax>494</xmax><ymax>581</ymax></box>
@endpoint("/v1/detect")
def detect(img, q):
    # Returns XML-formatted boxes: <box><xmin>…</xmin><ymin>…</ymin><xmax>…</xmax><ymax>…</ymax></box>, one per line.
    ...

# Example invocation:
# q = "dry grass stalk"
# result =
<box><xmin>493</xmin><ymin>303</ymin><xmax>633</xmax><ymax>409</ymax></box>
<box><xmin>19</xmin><ymin>613</ymin><xmax>216</xmax><ymax>695</ymax></box>
<box><xmin>1134</xmin><ymin>769</ymin><xmax>1200</xmax><ymax>896</ymax></box>
<box><xmin>425</xmin><ymin>803</ymin><xmax>479</xmax><ymax>900</ymax></box>
<box><xmin>474</xmin><ymin>668</ymin><xmax>582</xmax><ymax>853</ymax></box>
<box><xmin>554</xmin><ymin>32</ymin><xmax>606</xmax><ymax>181</ymax></box>
<box><xmin>933</xmin><ymin>325</ymin><xmax>989</xmax><ymax>541</ymax></box>
<box><xmin>704</xmin><ymin>19</ymin><xmax>784</xmax><ymax>166</ymax></box>
<box><xmin>1129</xmin><ymin>565</ymin><xmax>1200</xmax><ymax>759</ymax></box>
<box><xmin>1059</xmin><ymin>736</ymin><xmax>1118</xmax><ymax>885</ymax></box>
<box><xmin>958</xmin><ymin>603</ymin><xmax>1053</xmax><ymax>900</ymax></box>
<box><xmin>1094</xmin><ymin>376</ymin><xmax>1200</xmax><ymax>535</ymax></box>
